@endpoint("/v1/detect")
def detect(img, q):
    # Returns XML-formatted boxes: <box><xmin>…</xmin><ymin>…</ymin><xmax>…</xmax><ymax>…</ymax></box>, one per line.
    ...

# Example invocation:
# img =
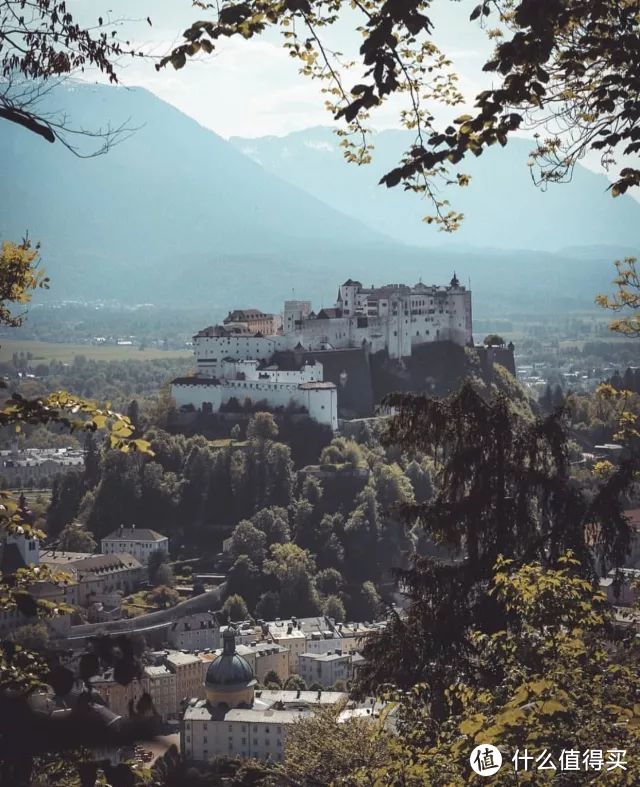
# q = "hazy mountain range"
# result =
<box><xmin>0</xmin><ymin>82</ymin><xmax>638</xmax><ymax>316</ymax></box>
<box><xmin>230</xmin><ymin>126</ymin><xmax>640</xmax><ymax>253</ymax></box>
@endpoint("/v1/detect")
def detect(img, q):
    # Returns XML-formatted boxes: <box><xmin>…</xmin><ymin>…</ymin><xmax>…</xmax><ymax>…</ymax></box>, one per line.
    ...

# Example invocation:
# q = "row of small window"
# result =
<box><xmin>110</xmin><ymin>541</ymin><xmax>159</xmax><ymax>548</ymax></box>
<box><xmin>238</xmin><ymin>738</ymin><xmax>283</xmax><ymax>748</ymax></box>
<box><xmin>238</xmin><ymin>724</ymin><xmax>283</xmax><ymax>734</ymax></box>
<box><xmin>187</xmin><ymin>736</ymin><xmax>282</xmax><ymax>749</ymax></box>
<box><xmin>234</xmin><ymin>382</ymin><xmax>296</xmax><ymax>390</ymax></box>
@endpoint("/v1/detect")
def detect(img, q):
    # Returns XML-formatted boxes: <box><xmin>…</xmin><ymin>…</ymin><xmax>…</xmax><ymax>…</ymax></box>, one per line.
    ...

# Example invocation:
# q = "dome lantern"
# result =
<box><xmin>222</xmin><ymin>627</ymin><xmax>236</xmax><ymax>656</ymax></box>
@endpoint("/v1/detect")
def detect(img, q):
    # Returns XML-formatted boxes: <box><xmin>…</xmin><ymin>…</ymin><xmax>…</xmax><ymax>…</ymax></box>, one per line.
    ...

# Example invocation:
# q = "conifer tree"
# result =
<box><xmin>357</xmin><ymin>383</ymin><xmax>634</xmax><ymax>713</ymax></box>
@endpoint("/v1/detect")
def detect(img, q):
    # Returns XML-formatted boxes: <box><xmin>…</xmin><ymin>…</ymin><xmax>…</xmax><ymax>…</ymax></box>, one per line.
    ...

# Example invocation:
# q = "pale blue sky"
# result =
<box><xmin>70</xmin><ymin>0</ymin><xmax>493</xmax><ymax>138</ymax></box>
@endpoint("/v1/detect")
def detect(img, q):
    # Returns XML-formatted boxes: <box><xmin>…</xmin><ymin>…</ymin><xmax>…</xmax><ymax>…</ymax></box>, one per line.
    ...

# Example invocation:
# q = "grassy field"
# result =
<box><xmin>121</xmin><ymin>591</ymin><xmax>156</xmax><ymax>618</ymax></box>
<box><xmin>6</xmin><ymin>489</ymin><xmax>52</xmax><ymax>506</ymax></box>
<box><xmin>0</xmin><ymin>339</ymin><xmax>191</xmax><ymax>364</ymax></box>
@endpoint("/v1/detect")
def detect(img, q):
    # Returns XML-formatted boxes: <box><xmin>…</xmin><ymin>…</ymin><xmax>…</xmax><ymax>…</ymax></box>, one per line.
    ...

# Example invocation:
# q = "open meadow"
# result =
<box><xmin>0</xmin><ymin>339</ymin><xmax>191</xmax><ymax>365</ymax></box>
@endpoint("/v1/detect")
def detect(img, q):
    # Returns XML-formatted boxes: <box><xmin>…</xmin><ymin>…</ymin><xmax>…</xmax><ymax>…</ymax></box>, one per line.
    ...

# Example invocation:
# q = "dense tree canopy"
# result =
<box><xmin>597</xmin><ymin>257</ymin><xmax>640</xmax><ymax>337</ymax></box>
<box><xmin>0</xmin><ymin>240</ymin><xmax>48</xmax><ymax>328</ymax></box>
<box><xmin>57</xmin><ymin>522</ymin><xmax>96</xmax><ymax>553</ymax></box>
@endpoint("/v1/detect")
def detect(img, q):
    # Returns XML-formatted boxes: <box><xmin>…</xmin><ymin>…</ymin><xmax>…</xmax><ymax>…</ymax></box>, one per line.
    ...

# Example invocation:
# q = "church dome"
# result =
<box><xmin>206</xmin><ymin>651</ymin><xmax>254</xmax><ymax>687</ymax></box>
<box><xmin>205</xmin><ymin>628</ymin><xmax>256</xmax><ymax>706</ymax></box>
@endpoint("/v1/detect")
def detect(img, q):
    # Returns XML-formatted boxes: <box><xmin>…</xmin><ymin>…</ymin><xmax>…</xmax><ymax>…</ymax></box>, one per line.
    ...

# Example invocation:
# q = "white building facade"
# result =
<box><xmin>190</xmin><ymin>277</ymin><xmax>472</xmax><ymax>376</ymax></box>
<box><xmin>171</xmin><ymin>359</ymin><xmax>338</xmax><ymax>430</ymax></box>
<box><xmin>330</xmin><ymin>276</ymin><xmax>473</xmax><ymax>357</ymax></box>
<box><xmin>143</xmin><ymin>665</ymin><xmax>177</xmax><ymax>720</ymax></box>
<box><xmin>298</xmin><ymin>651</ymin><xmax>353</xmax><ymax>688</ymax></box>
<box><xmin>169</xmin><ymin>612</ymin><xmax>220</xmax><ymax>652</ymax></box>
<box><xmin>172</xmin><ymin>276</ymin><xmax>470</xmax><ymax>427</ymax></box>
<box><xmin>101</xmin><ymin>526</ymin><xmax>169</xmax><ymax>565</ymax></box>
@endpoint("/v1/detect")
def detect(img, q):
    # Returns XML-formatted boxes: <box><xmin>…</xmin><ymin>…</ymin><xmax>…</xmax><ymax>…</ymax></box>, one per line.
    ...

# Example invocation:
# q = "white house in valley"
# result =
<box><xmin>100</xmin><ymin>525</ymin><xmax>169</xmax><ymax>565</ymax></box>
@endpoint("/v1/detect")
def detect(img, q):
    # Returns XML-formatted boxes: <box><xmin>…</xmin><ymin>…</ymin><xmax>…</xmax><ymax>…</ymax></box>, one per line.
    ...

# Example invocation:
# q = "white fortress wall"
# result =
<box><xmin>172</xmin><ymin>380</ymin><xmax>223</xmax><ymax>410</ymax></box>
<box><xmin>301</xmin><ymin>385</ymin><xmax>338</xmax><ymax>431</ymax></box>
<box><xmin>172</xmin><ymin>376</ymin><xmax>337</xmax><ymax>429</ymax></box>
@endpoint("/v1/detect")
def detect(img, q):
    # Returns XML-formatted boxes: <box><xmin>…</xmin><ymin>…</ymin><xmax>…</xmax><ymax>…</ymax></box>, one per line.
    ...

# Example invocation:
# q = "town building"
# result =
<box><xmin>25</xmin><ymin>682</ymin><xmax>134</xmax><ymax>766</ymax></box>
<box><xmin>254</xmin><ymin>642</ymin><xmax>289</xmax><ymax>685</ymax></box>
<box><xmin>600</xmin><ymin>568</ymin><xmax>640</xmax><ymax>608</ymax></box>
<box><xmin>0</xmin><ymin>502</ymin><xmax>71</xmax><ymax>637</ymax></box>
<box><xmin>165</xmin><ymin>651</ymin><xmax>206</xmax><ymax>706</ymax></box>
<box><xmin>3</xmin><ymin>526</ymin><xmax>40</xmax><ymax>569</ymax></box>
<box><xmin>0</xmin><ymin>501</ymin><xmax>143</xmax><ymax>637</ymax></box>
<box><xmin>224</xmin><ymin>309</ymin><xmax>281</xmax><ymax>336</ymax></box>
<box><xmin>90</xmin><ymin>673</ymin><xmax>146</xmax><ymax>718</ymax></box>
<box><xmin>258</xmin><ymin>616</ymin><xmax>381</xmax><ymax>674</ymax></box>
<box><xmin>168</xmin><ymin>612</ymin><xmax>220</xmax><ymax>651</ymax></box>
<box><xmin>100</xmin><ymin>525</ymin><xmax>169</xmax><ymax>565</ymax></box>
<box><xmin>298</xmin><ymin>651</ymin><xmax>354</xmax><ymax>688</ymax></box>
<box><xmin>264</xmin><ymin>620</ymin><xmax>308</xmax><ymax>675</ymax></box>
<box><xmin>181</xmin><ymin>628</ymin><xmax>348</xmax><ymax>763</ymax></box>
<box><xmin>143</xmin><ymin>664</ymin><xmax>177</xmax><ymax>720</ymax></box>
<box><xmin>302</xmin><ymin>621</ymin><xmax>380</xmax><ymax>656</ymax></box>
<box><xmin>40</xmin><ymin>550</ymin><xmax>144</xmax><ymax>606</ymax></box>
<box><xmin>0</xmin><ymin>445</ymin><xmax>84</xmax><ymax>486</ymax></box>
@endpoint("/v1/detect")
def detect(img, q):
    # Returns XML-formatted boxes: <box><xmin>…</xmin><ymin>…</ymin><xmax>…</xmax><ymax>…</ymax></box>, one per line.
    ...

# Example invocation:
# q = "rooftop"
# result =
<box><xmin>102</xmin><ymin>527</ymin><xmax>167</xmax><ymax>543</ymax></box>
<box><xmin>225</xmin><ymin>708</ymin><xmax>304</xmax><ymax>724</ymax></box>
<box><xmin>183</xmin><ymin>689</ymin><xmax>349</xmax><ymax>721</ymax></box>
<box><xmin>40</xmin><ymin>549</ymin><xmax>94</xmax><ymax>565</ymax></box>
<box><xmin>77</xmin><ymin>552</ymin><xmax>142</xmax><ymax>570</ymax></box>
<box><xmin>194</xmin><ymin>324</ymin><xmax>260</xmax><ymax>339</ymax></box>
<box><xmin>300</xmin><ymin>651</ymin><xmax>350</xmax><ymax>662</ymax></box>
<box><xmin>254</xmin><ymin>643</ymin><xmax>287</xmax><ymax>656</ymax></box>
<box><xmin>258</xmin><ymin>689</ymin><xmax>347</xmax><ymax>706</ymax></box>
<box><xmin>225</xmin><ymin>309</ymin><xmax>271</xmax><ymax>322</ymax></box>
<box><xmin>165</xmin><ymin>651</ymin><xmax>202</xmax><ymax>667</ymax></box>
<box><xmin>145</xmin><ymin>665</ymin><xmax>174</xmax><ymax>679</ymax></box>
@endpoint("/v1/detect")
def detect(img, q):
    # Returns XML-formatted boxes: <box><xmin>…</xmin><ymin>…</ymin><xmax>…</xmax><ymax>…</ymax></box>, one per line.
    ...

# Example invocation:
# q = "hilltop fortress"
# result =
<box><xmin>172</xmin><ymin>276</ymin><xmax>510</xmax><ymax>428</ymax></box>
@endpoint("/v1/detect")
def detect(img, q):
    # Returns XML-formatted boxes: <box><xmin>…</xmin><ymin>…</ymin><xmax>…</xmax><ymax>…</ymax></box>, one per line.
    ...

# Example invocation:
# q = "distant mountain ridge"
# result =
<box><xmin>0</xmin><ymin>83</ymin><xmax>393</xmax><ymax>305</ymax></box>
<box><xmin>230</xmin><ymin>126</ymin><xmax>640</xmax><ymax>253</ymax></box>
<box><xmin>0</xmin><ymin>83</ymin><xmax>636</xmax><ymax>315</ymax></box>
